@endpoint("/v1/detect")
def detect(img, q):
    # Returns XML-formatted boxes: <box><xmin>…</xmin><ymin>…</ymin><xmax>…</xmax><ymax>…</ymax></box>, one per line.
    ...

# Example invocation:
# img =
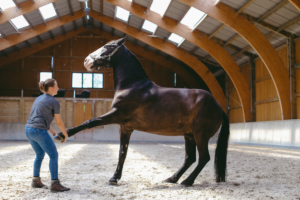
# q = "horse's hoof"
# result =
<box><xmin>163</xmin><ymin>177</ymin><xmax>178</xmax><ymax>184</ymax></box>
<box><xmin>108</xmin><ymin>181</ymin><xmax>118</xmax><ymax>186</ymax></box>
<box><xmin>180</xmin><ymin>180</ymin><xmax>193</xmax><ymax>187</ymax></box>
<box><xmin>108</xmin><ymin>178</ymin><xmax>118</xmax><ymax>185</ymax></box>
<box><xmin>53</xmin><ymin>135</ymin><xmax>64</xmax><ymax>142</ymax></box>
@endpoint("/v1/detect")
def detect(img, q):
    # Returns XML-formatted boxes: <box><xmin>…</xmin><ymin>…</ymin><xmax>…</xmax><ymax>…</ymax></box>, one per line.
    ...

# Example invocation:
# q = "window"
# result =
<box><xmin>116</xmin><ymin>6</ymin><xmax>130</xmax><ymax>22</ymax></box>
<box><xmin>72</xmin><ymin>73</ymin><xmax>103</xmax><ymax>88</ymax></box>
<box><xmin>150</xmin><ymin>0</ymin><xmax>171</xmax><ymax>17</ymax></box>
<box><xmin>168</xmin><ymin>33</ymin><xmax>184</xmax><ymax>44</ymax></box>
<box><xmin>10</xmin><ymin>15</ymin><xmax>29</xmax><ymax>30</ymax></box>
<box><xmin>0</xmin><ymin>0</ymin><xmax>15</xmax><ymax>11</ymax></box>
<box><xmin>142</xmin><ymin>20</ymin><xmax>157</xmax><ymax>33</ymax></box>
<box><xmin>40</xmin><ymin>72</ymin><xmax>53</xmax><ymax>82</ymax></box>
<box><xmin>180</xmin><ymin>7</ymin><xmax>206</xmax><ymax>29</ymax></box>
<box><xmin>39</xmin><ymin>3</ymin><xmax>57</xmax><ymax>20</ymax></box>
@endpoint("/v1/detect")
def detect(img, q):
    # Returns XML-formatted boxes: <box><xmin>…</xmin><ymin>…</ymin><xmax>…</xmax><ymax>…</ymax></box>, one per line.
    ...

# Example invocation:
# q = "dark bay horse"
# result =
<box><xmin>54</xmin><ymin>36</ymin><xmax>230</xmax><ymax>186</ymax></box>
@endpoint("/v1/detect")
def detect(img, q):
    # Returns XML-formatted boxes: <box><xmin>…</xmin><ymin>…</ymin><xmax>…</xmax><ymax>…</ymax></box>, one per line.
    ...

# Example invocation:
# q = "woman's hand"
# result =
<box><xmin>62</xmin><ymin>134</ymin><xmax>68</xmax><ymax>143</ymax></box>
<box><xmin>49</xmin><ymin>126</ymin><xmax>57</xmax><ymax>137</ymax></box>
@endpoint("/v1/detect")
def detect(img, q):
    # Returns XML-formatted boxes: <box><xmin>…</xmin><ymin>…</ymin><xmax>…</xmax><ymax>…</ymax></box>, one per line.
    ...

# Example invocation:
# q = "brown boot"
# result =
<box><xmin>31</xmin><ymin>177</ymin><xmax>48</xmax><ymax>189</ymax></box>
<box><xmin>50</xmin><ymin>179</ymin><xmax>70</xmax><ymax>193</ymax></box>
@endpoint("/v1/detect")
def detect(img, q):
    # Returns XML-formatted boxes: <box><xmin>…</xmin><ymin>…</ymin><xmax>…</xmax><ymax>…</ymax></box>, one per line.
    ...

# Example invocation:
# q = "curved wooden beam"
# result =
<box><xmin>0</xmin><ymin>0</ymin><xmax>60</xmax><ymax>25</ymax></box>
<box><xmin>0</xmin><ymin>27</ymin><xmax>87</xmax><ymax>67</ymax></box>
<box><xmin>0</xmin><ymin>11</ymin><xmax>85</xmax><ymax>51</ymax></box>
<box><xmin>289</xmin><ymin>0</ymin><xmax>300</xmax><ymax>11</ymax></box>
<box><xmin>91</xmin><ymin>30</ymin><xmax>202</xmax><ymax>89</ymax></box>
<box><xmin>178</xmin><ymin>0</ymin><xmax>290</xmax><ymax>119</ymax></box>
<box><xmin>89</xmin><ymin>12</ymin><xmax>227</xmax><ymax>113</ymax></box>
<box><xmin>107</xmin><ymin>0</ymin><xmax>251</xmax><ymax>121</ymax></box>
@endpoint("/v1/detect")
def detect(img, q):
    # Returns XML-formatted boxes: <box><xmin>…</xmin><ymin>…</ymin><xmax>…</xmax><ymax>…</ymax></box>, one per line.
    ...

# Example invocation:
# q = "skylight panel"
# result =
<box><xmin>150</xmin><ymin>0</ymin><xmax>171</xmax><ymax>17</ymax></box>
<box><xmin>10</xmin><ymin>15</ymin><xmax>29</xmax><ymax>30</ymax></box>
<box><xmin>116</xmin><ymin>6</ymin><xmax>130</xmax><ymax>22</ymax></box>
<box><xmin>0</xmin><ymin>0</ymin><xmax>15</xmax><ymax>11</ymax></box>
<box><xmin>215</xmin><ymin>0</ymin><xmax>221</xmax><ymax>5</ymax></box>
<box><xmin>168</xmin><ymin>33</ymin><xmax>184</xmax><ymax>44</ymax></box>
<box><xmin>180</xmin><ymin>7</ymin><xmax>206</xmax><ymax>29</ymax></box>
<box><xmin>142</xmin><ymin>20</ymin><xmax>157</xmax><ymax>33</ymax></box>
<box><xmin>127</xmin><ymin>0</ymin><xmax>132</xmax><ymax>2</ymax></box>
<box><xmin>39</xmin><ymin>3</ymin><xmax>57</xmax><ymax>20</ymax></box>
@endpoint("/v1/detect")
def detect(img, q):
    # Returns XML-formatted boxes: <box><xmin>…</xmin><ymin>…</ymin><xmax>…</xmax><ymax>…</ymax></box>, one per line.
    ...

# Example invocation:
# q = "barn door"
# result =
<box><xmin>74</xmin><ymin>101</ymin><xmax>94</xmax><ymax>141</ymax></box>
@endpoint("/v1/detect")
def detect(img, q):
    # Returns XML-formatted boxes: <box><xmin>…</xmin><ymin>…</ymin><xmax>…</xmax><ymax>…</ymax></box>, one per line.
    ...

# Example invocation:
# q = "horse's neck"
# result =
<box><xmin>112</xmin><ymin>47</ymin><xmax>151</xmax><ymax>91</ymax></box>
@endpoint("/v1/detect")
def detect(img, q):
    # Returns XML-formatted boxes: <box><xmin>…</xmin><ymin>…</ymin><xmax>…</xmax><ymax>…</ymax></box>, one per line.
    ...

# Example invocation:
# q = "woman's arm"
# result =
<box><xmin>54</xmin><ymin>114</ymin><xmax>69</xmax><ymax>143</ymax></box>
<box><xmin>49</xmin><ymin>126</ymin><xmax>57</xmax><ymax>136</ymax></box>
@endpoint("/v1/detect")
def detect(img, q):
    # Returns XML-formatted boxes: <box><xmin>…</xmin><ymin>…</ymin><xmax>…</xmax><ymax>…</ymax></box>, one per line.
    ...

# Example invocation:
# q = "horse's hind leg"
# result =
<box><xmin>180</xmin><ymin>135</ymin><xmax>210</xmax><ymax>187</ymax></box>
<box><xmin>164</xmin><ymin>134</ymin><xmax>196</xmax><ymax>183</ymax></box>
<box><xmin>109</xmin><ymin>126</ymin><xmax>133</xmax><ymax>185</ymax></box>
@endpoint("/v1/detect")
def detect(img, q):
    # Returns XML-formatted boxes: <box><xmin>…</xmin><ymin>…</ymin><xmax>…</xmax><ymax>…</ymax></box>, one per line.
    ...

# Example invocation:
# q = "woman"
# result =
<box><xmin>25</xmin><ymin>79</ymin><xmax>70</xmax><ymax>193</ymax></box>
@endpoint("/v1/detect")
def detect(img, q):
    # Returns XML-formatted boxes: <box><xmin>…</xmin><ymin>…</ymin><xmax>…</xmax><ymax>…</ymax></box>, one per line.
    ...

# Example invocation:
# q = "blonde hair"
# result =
<box><xmin>39</xmin><ymin>79</ymin><xmax>56</xmax><ymax>93</ymax></box>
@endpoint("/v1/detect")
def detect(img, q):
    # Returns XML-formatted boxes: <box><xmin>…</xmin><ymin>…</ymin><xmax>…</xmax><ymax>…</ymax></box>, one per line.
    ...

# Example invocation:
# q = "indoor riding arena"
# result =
<box><xmin>1</xmin><ymin>0</ymin><xmax>300</xmax><ymax>199</ymax></box>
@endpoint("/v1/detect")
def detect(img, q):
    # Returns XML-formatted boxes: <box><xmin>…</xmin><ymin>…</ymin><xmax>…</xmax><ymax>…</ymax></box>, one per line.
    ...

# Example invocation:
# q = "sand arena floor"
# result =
<box><xmin>0</xmin><ymin>141</ymin><xmax>300</xmax><ymax>200</ymax></box>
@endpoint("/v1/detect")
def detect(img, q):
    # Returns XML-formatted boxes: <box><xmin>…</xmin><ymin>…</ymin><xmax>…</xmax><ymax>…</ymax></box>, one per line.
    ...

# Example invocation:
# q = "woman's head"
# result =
<box><xmin>39</xmin><ymin>79</ymin><xmax>59</xmax><ymax>96</ymax></box>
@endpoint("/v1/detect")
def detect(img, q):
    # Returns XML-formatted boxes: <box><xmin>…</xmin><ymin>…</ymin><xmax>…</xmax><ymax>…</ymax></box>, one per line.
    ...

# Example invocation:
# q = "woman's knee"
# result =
<box><xmin>36</xmin><ymin>152</ymin><xmax>45</xmax><ymax>160</ymax></box>
<box><xmin>49</xmin><ymin>150</ymin><xmax>58</xmax><ymax>160</ymax></box>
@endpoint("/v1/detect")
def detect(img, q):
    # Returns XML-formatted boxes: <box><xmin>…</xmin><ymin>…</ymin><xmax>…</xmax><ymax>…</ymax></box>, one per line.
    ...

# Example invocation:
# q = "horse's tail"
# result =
<box><xmin>214</xmin><ymin>111</ymin><xmax>230</xmax><ymax>182</ymax></box>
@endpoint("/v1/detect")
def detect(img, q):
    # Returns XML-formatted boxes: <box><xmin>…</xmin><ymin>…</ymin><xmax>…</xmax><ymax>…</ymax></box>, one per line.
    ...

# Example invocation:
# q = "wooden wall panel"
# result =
<box><xmin>253</xmin><ymin>45</ymin><xmax>288</xmax><ymax>122</ymax></box>
<box><xmin>255</xmin><ymin>59</ymin><xmax>270</xmax><ymax>80</ymax></box>
<box><xmin>0</xmin><ymin>59</ymin><xmax>22</xmax><ymax>70</ymax></box>
<box><xmin>256</xmin><ymin>101</ymin><xmax>281</xmax><ymax>121</ymax></box>
<box><xmin>228</xmin><ymin>78</ymin><xmax>234</xmax><ymax>89</ymax></box>
<box><xmin>229</xmin><ymin>108</ymin><xmax>244</xmax><ymax>123</ymax></box>
<box><xmin>55</xmin><ymin>40</ymin><xmax>70</xmax><ymax>56</ymax></box>
<box><xmin>0</xmin><ymin>100</ymin><xmax>19</xmax><ymax>122</ymax></box>
<box><xmin>277</xmin><ymin>46</ymin><xmax>289</xmax><ymax>71</ymax></box>
<box><xmin>65</xmin><ymin>100</ymin><xmax>73</xmax><ymax>128</ymax></box>
<box><xmin>33</xmin><ymin>47</ymin><xmax>52</xmax><ymax>56</ymax></box>
<box><xmin>229</xmin><ymin>89</ymin><xmax>241</xmax><ymax>108</ymax></box>
<box><xmin>297</xmin><ymin>97</ymin><xmax>300</xmax><ymax>119</ymax></box>
<box><xmin>71</xmin><ymin>57</ymin><xmax>85</xmax><ymax>70</ymax></box>
<box><xmin>295</xmin><ymin>41</ymin><xmax>300</xmax><ymax>63</ymax></box>
<box><xmin>73</xmin><ymin>38</ymin><xmax>108</xmax><ymax>56</ymax></box>
<box><xmin>240</xmin><ymin>64</ymin><xmax>250</xmax><ymax>84</ymax></box>
<box><xmin>24</xmin><ymin>100</ymin><xmax>34</xmax><ymax>121</ymax></box>
<box><xmin>104</xmin><ymin>72</ymin><xmax>114</xmax><ymax>90</ymax></box>
<box><xmin>24</xmin><ymin>57</ymin><xmax>52</xmax><ymax>70</ymax></box>
<box><xmin>55</xmin><ymin>71</ymin><xmax>71</xmax><ymax>89</ymax></box>
<box><xmin>139</xmin><ymin>58</ymin><xmax>152</xmax><ymax>72</ymax></box>
<box><xmin>55</xmin><ymin>57</ymin><xmax>70</xmax><ymax>70</ymax></box>
<box><xmin>296</xmin><ymin>68</ymin><xmax>300</xmax><ymax>93</ymax></box>
<box><xmin>95</xmin><ymin>101</ymin><xmax>104</xmax><ymax>117</ymax></box>
<box><xmin>256</xmin><ymin>79</ymin><xmax>278</xmax><ymax>102</ymax></box>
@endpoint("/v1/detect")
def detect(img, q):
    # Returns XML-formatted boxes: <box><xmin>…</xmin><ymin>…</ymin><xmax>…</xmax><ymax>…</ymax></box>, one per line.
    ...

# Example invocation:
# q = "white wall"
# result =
<box><xmin>230</xmin><ymin>119</ymin><xmax>300</xmax><ymax>147</ymax></box>
<box><xmin>3</xmin><ymin>120</ymin><xmax>300</xmax><ymax>147</ymax></box>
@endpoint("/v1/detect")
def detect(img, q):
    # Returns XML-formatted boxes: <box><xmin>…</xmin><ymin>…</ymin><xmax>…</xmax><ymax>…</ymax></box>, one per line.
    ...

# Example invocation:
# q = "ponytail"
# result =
<box><xmin>39</xmin><ymin>79</ymin><xmax>56</xmax><ymax>93</ymax></box>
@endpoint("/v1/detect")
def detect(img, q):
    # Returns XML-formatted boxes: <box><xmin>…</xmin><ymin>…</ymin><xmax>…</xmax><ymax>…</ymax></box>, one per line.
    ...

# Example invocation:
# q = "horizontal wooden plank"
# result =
<box><xmin>255</xmin><ymin>97</ymin><xmax>279</xmax><ymax>105</ymax></box>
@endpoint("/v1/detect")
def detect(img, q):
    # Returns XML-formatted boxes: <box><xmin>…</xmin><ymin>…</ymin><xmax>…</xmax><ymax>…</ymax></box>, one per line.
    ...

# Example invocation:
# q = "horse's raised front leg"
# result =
<box><xmin>164</xmin><ymin>134</ymin><xmax>196</xmax><ymax>183</ymax></box>
<box><xmin>109</xmin><ymin>126</ymin><xmax>132</xmax><ymax>185</ymax></box>
<box><xmin>54</xmin><ymin>108</ymin><xmax>120</xmax><ymax>141</ymax></box>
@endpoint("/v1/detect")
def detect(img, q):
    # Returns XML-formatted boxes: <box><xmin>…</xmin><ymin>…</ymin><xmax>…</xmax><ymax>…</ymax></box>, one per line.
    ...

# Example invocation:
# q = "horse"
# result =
<box><xmin>54</xmin><ymin>36</ymin><xmax>230</xmax><ymax>187</ymax></box>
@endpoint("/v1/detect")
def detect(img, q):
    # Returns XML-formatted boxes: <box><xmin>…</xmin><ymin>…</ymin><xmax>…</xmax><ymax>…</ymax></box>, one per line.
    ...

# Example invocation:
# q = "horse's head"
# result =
<box><xmin>84</xmin><ymin>36</ymin><xmax>128</xmax><ymax>71</ymax></box>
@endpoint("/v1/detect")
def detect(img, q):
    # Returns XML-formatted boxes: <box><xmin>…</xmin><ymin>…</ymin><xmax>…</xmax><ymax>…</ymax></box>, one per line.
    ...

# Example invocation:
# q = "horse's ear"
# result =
<box><xmin>117</xmin><ymin>36</ymin><xmax>128</xmax><ymax>46</ymax></box>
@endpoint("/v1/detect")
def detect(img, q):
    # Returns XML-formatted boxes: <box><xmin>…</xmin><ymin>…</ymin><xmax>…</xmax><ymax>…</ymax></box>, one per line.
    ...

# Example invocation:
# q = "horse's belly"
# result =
<box><xmin>124</xmin><ymin>119</ymin><xmax>192</xmax><ymax>136</ymax></box>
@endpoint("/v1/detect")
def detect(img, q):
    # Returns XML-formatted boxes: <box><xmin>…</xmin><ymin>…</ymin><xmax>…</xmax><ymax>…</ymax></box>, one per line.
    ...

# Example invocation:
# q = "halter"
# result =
<box><xmin>90</xmin><ymin>44</ymin><xmax>123</xmax><ymax>70</ymax></box>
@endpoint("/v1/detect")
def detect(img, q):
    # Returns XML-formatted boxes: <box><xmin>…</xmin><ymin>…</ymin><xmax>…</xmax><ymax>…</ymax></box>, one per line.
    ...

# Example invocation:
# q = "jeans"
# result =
<box><xmin>25</xmin><ymin>126</ymin><xmax>58</xmax><ymax>180</ymax></box>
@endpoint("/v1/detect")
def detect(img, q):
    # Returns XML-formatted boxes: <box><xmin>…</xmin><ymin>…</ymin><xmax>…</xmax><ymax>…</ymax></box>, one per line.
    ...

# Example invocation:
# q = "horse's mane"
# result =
<box><xmin>124</xmin><ymin>46</ymin><xmax>150</xmax><ymax>80</ymax></box>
